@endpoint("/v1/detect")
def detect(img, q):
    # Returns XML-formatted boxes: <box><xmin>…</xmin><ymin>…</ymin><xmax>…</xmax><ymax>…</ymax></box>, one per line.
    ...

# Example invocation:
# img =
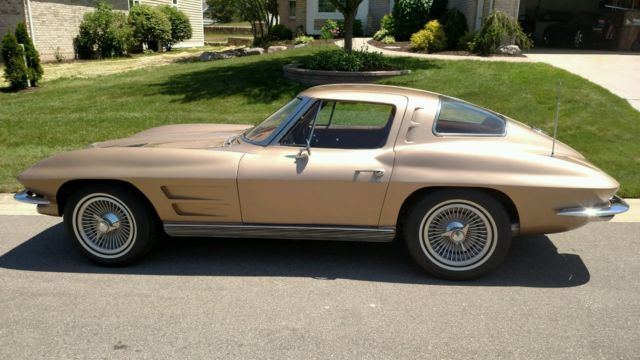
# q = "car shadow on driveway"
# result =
<box><xmin>0</xmin><ymin>223</ymin><xmax>589</xmax><ymax>288</ymax></box>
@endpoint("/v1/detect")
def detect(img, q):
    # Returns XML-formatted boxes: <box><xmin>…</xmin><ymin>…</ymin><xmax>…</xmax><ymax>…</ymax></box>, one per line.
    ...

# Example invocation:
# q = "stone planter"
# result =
<box><xmin>283</xmin><ymin>64</ymin><xmax>411</xmax><ymax>85</ymax></box>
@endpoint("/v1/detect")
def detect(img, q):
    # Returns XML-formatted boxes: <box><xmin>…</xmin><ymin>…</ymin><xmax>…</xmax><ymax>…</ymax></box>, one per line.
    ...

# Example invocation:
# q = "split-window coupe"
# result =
<box><xmin>15</xmin><ymin>84</ymin><xmax>629</xmax><ymax>279</ymax></box>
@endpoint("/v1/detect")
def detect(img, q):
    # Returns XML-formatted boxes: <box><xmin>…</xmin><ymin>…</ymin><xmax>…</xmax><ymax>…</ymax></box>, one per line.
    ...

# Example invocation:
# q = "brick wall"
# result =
<box><xmin>29</xmin><ymin>0</ymin><xmax>128</xmax><ymax>62</ymax></box>
<box><xmin>279</xmin><ymin>0</ymin><xmax>306</xmax><ymax>34</ymax></box>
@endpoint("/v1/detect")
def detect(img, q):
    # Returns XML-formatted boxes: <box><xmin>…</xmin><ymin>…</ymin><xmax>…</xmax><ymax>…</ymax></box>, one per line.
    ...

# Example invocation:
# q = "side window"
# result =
<box><xmin>281</xmin><ymin>100</ymin><xmax>395</xmax><ymax>149</ymax></box>
<box><xmin>434</xmin><ymin>98</ymin><xmax>506</xmax><ymax>135</ymax></box>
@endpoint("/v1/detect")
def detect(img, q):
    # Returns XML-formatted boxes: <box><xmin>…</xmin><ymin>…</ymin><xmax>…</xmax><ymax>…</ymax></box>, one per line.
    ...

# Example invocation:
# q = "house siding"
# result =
<box><xmin>141</xmin><ymin>0</ymin><xmax>204</xmax><ymax>47</ymax></box>
<box><xmin>448</xmin><ymin>0</ymin><xmax>476</xmax><ymax>30</ymax></box>
<box><xmin>0</xmin><ymin>0</ymin><xmax>26</xmax><ymax>51</ymax></box>
<box><xmin>367</xmin><ymin>0</ymin><xmax>390</xmax><ymax>34</ymax></box>
<box><xmin>28</xmin><ymin>0</ymin><xmax>128</xmax><ymax>62</ymax></box>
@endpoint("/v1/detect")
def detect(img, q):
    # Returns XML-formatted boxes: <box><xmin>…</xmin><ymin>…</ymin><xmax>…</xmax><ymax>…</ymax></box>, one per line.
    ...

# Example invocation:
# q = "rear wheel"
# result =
<box><xmin>404</xmin><ymin>190</ymin><xmax>511</xmax><ymax>280</ymax></box>
<box><xmin>63</xmin><ymin>185</ymin><xmax>158</xmax><ymax>265</ymax></box>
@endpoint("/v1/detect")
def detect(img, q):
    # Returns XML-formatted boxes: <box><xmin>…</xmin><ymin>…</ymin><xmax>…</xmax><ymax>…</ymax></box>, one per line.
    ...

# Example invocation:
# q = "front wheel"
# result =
<box><xmin>63</xmin><ymin>185</ymin><xmax>158</xmax><ymax>265</ymax></box>
<box><xmin>404</xmin><ymin>190</ymin><xmax>511</xmax><ymax>280</ymax></box>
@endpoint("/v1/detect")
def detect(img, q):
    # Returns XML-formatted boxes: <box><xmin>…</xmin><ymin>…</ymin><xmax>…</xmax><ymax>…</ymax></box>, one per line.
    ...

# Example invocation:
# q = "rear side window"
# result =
<box><xmin>434</xmin><ymin>98</ymin><xmax>506</xmax><ymax>136</ymax></box>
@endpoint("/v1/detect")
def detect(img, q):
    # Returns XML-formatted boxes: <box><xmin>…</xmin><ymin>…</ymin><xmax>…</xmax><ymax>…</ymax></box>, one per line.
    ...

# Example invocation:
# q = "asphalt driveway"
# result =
<box><xmin>525</xmin><ymin>49</ymin><xmax>640</xmax><ymax>112</ymax></box>
<box><xmin>1</xmin><ymin>216</ymin><xmax>639</xmax><ymax>359</ymax></box>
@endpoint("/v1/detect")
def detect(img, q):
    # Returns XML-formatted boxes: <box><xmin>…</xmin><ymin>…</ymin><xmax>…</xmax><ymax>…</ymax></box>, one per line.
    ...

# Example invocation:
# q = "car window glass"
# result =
<box><xmin>435</xmin><ymin>98</ymin><xmax>505</xmax><ymax>135</ymax></box>
<box><xmin>244</xmin><ymin>97</ymin><xmax>302</xmax><ymax>142</ymax></box>
<box><xmin>281</xmin><ymin>100</ymin><xmax>395</xmax><ymax>149</ymax></box>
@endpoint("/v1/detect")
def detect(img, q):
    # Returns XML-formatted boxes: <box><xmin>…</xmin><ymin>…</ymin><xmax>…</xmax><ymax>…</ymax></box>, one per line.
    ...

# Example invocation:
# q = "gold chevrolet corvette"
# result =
<box><xmin>15</xmin><ymin>84</ymin><xmax>629</xmax><ymax>279</ymax></box>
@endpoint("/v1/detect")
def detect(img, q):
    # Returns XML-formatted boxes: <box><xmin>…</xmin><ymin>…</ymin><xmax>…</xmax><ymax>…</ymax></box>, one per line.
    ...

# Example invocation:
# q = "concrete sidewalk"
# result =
<box><xmin>1</xmin><ymin>193</ymin><xmax>637</xmax><ymax>222</ymax></box>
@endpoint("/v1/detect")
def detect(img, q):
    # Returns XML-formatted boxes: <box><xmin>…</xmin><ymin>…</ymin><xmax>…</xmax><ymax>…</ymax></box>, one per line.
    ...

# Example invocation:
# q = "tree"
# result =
<box><xmin>128</xmin><ymin>5</ymin><xmax>171</xmax><ymax>51</ymax></box>
<box><xmin>1</xmin><ymin>31</ymin><xmax>29</xmax><ymax>90</ymax></box>
<box><xmin>158</xmin><ymin>5</ymin><xmax>192</xmax><ymax>50</ymax></box>
<box><xmin>206</xmin><ymin>0</ymin><xmax>238</xmax><ymax>23</ymax></box>
<box><xmin>14</xmin><ymin>22</ymin><xmax>43</xmax><ymax>86</ymax></box>
<box><xmin>76</xmin><ymin>2</ymin><xmax>133</xmax><ymax>59</ymax></box>
<box><xmin>327</xmin><ymin>0</ymin><xmax>364</xmax><ymax>51</ymax></box>
<box><xmin>236</xmin><ymin>0</ymin><xmax>279</xmax><ymax>44</ymax></box>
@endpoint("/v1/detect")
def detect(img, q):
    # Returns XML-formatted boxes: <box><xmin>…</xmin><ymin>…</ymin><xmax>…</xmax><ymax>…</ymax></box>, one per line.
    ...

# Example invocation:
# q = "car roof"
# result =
<box><xmin>299</xmin><ymin>84</ymin><xmax>441</xmax><ymax>101</ymax></box>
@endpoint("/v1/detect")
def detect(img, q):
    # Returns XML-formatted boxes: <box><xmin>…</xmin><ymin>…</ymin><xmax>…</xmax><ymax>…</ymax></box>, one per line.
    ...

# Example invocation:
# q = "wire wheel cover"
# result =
<box><xmin>420</xmin><ymin>200</ymin><xmax>497</xmax><ymax>270</ymax></box>
<box><xmin>73</xmin><ymin>194</ymin><xmax>136</xmax><ymax>257</ymax></box>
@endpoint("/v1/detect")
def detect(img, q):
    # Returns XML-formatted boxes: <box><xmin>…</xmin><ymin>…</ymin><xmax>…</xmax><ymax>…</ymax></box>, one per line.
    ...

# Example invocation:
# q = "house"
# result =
<box><xmin>277</xmin><ymin>0</ymin><xmax>523</xmax><ymax>36</ymax></box>
<box><xmin>0</xmin><ymin>0</ymin><xmax>204</xmax><ymax>62</ymax></box>
<box><xmin>278</xmin><ymin>0</ymin><xmax>638</xmax><ymax>50</ymax></box>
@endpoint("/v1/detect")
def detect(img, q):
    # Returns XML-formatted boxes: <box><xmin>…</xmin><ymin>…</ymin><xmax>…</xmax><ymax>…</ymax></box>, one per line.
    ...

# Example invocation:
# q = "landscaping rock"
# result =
<box><xmin>267</xmin><ymin>45</ymin><xmax>288</xmax><ymax>53</ymax></box>
<box><xmin>199</xmin><ymin>52</ymin><xmax>223</xmax><ymax>61</ymax></box>
<box><xmin>497</xmin><ymin>45</ymin><xmax>522</xmax><ymax>56</ymax></box>
<box><xmin>241</xmin><ymin>47</ymin><xmax>265</xmax><ymax>56</ymax></box>
<box><xmin>294</xmin><ymin>44</ymin><xmax>307</xmax><ymax>49</ymax></box>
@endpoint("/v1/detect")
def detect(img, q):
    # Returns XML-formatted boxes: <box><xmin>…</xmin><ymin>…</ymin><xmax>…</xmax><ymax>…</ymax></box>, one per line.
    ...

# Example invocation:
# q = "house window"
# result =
<box><xmin>129</xmin><ymin>0</ymin><xmax>140</xmax><ymax>8</ymax></box>
<box><xmin>289</xmin><ymin>0</ymin><xmax>296</xmax><ymax>18</ymax></box>
<box><xmin>172</xmin><ymin>0</ymin><xmax>178</xmax><ymax>6</ymax></box>
<box><xmin>318</xmin><ymin>0</ymin><xmax>338</xmax><ymax>13</ymax></box>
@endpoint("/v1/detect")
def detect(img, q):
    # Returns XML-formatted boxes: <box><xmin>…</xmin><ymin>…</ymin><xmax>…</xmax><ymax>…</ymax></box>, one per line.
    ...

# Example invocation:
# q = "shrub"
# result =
<box><xmin>372</xmin><ymin>29</ymin><xmax>391</xmax><ymax>41</ymax></box>
<box><xmin>440</xmin><ymin>8</ymin><xmax>468</xmax><ymax>49</ymax></box>
<box><xmin>1</xmin><ymin>31</ymin><xmax>29</xmax><ymax>90</ymax></box>
<box><xmin>474</xmin><ymin>10</ymin><xmax>533</xmax><ymax>55</ymax></box>
<box><xmin>269</xmin><ymin>24</ymin><xmax>293</xmax><ymax>40</ymax></box>
<box><xmin>457</xmin><ymin>31</ymin><xmax>477</xmax><ymax>52</ymax></box>
<box><xmin>430</xmin><ymin>0</ymin><xmax>448</xmax><ymax>22</ymax></box>
<box><xmin>380</xmin><ymin>14</ymin><xmax>395</xmax><ymax>33</ymax></box>
<box><xmin>320</xmin><ymin>19</ymin><xmax>339</xmax><ymax>39</ymax></box>
<box><xmin>294</xmin><ymin>35</ymin><xmax>314</xmax><ymax>45</ymax></box>
<box><xmin>158</xmin><ymin>5</ymin><xmax>192</xmax><ymax>50</ymax></box>
<box><xmin>336</xmin><ymin>19</ymin><xmax>363</xmax><ymax>37</ymax></box>
<box><xmin>382</xmin><ymin>35</ymin><xmax>396</xmax><ymax>44</ymax></box>
<box><xmin>75</xmin><ymin>2</ymin><xmax>133</xmax><ymax>59</ymax></box>
<box><xmin>409</xmin><ymin>20</ymin><xmax>446</xmax><ymax>52</ymax></box>
<box><xmin>15</xmin><ymin>22</ymin><xmax>42</xmax><ymax>85</ymax></box>
<box><xmin>302</xmin><ymin>49</ymin><xmax>393</xmax><ymax>72</ymax></box>
<box><xmin>392</xmin><ymin>0</ymin><xmax>433</xmax><ymax>40</ymax></box>
<box><xmin>128</xmin><ymin>5</ymin><xmax>171</xmax><ymax>51</ymax></box>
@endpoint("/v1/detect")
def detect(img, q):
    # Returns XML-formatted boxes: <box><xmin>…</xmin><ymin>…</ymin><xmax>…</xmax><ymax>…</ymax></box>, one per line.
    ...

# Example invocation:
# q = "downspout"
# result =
<box><xmin>474</xmin><ymin>0</ymin><xmax>484</xmax><ymax>30</ymax></box>
<box><xmin>25</xmin><ymin>0</ymin><xmax>36</xmax><ymax>46</ymax></box>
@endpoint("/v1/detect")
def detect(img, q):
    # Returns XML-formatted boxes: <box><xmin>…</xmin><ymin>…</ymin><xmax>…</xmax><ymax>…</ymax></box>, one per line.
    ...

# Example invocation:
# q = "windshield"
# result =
<box><xmin>243</xmin><ymin>98</ymin><xmax>302</xmax><ymax>143</ymax></box>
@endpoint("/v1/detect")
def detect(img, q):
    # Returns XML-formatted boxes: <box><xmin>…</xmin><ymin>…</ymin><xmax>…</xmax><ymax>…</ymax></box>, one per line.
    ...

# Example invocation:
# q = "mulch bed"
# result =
<box><xmin>366</xmin><ymin>39</ymin><xmax>525</xmax><ymax>58</ymax></box>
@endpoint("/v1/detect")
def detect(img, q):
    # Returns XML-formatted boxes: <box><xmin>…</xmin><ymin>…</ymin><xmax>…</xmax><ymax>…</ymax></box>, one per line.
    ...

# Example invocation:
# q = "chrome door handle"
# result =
<box><xmin>355</xmin><ymin>169</ymin><xmax>385</xmax><ymax>177</ymax></box>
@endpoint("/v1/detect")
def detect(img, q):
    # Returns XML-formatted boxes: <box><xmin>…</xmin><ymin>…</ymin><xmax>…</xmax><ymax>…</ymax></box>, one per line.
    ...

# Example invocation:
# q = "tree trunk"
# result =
<box><xmin>343</xmin><ymin>11</ymin><xmax>355</xmax><ymax>52</ymax></box>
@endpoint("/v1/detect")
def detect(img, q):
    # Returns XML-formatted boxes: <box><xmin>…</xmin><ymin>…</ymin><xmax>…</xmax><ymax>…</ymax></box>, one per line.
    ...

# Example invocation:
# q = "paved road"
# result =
<box><xmin>1</xmin><ymin>216</ymin><xmax>639</xmax><ymax>359</ymax></box>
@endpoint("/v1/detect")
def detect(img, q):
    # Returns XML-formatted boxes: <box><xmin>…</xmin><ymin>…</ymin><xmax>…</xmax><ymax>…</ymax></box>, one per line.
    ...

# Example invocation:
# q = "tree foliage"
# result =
<box><xmin>1</xmin><ymin>31</ymin><xmax>29</xmax><ymax>90</ymax></box>
<box><xmin>236</xmin><ymin>0</ymin><xmax>279</xmax><ymax>43</ymax></box>
<box><xmin>474</xmin><ymin>11</ymin><xmax>533</xmax><ymax>55</ymax></box>
<box><xmin>75</xmin><ymin>2</ymin><xmax>133</xmax><ymax>59</ymax></box>
<box><xmin>128</xmin><ymin>5</ymin><xmax>172</xmax><ymax>50</ymax></box>
<box><xmin>158</xmin><ymin>5</ymin><xmax>192</xmax><ymax>50</ymax></box>
<box><xmin>206</xmin><ymin>0</ymin><xmax>238</xmax><ymax>23</ymax></box>
<box><xmin>392</xmin><ymin>0</ymin><xmax>433</xmax><ymax>40</ymax></box>
<box><xmin>15</xmin><ymin>22</ymin><xmax>43</xmax><ymax>85</ymax></box>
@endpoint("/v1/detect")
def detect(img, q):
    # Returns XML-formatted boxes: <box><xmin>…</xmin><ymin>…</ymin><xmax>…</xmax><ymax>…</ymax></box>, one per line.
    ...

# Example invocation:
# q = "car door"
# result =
<box><xmin>237</xmin><ymin>94</ymin><xmax>408</xmax><ymax>227</ymax></box>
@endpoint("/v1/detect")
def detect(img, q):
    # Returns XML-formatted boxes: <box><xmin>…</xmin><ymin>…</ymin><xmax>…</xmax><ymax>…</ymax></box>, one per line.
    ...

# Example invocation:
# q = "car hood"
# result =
<box><xmin>90</xmin><ymin>124</ymin><xmax>253</xmax><ymax>149</ymax></box>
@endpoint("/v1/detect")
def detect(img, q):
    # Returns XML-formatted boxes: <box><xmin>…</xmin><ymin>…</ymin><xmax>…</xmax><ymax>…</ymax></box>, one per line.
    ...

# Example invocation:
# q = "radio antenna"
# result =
<box><xmin>551</xmin><ymin>80</ymin><xmax>562</xmax><ymax>157</ymax></box>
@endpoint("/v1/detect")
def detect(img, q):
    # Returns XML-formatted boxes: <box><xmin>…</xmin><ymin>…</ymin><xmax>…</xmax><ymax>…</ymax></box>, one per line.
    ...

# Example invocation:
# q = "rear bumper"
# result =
<box><xmin>557</xmin><ymin>196</ymin><xmax>629</xmax><ymax>221</ymax></box>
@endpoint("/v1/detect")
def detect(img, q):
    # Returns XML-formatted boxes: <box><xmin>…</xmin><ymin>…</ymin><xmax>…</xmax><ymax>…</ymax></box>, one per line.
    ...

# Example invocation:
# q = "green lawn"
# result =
<box><xmin>0</xmin><ymin>46</ymin><xmax>638</xmax><ymax>196</ymax></box>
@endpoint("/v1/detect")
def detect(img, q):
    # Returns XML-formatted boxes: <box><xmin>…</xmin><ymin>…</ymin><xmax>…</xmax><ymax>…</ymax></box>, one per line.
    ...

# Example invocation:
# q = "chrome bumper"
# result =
<box><xmin>14</xmin><ymin>190</ymin><xmax>50</xmax><ymax>205</ymax></box>
<box><xmin>557</xmin><ymin>196</ymin><xmax>629</xmax><ymax>220</ymax></box>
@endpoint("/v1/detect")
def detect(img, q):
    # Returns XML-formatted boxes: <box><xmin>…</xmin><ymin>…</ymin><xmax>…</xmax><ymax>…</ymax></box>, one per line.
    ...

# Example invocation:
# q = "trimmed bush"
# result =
<box><xmin>409</xmin><ymin>20</ymin><xmax>447</xmax><ymax>52</ymax></box>
<box><xmin>392</xmin><ymin>0</ymin><xmax>433</xmax><ymax>40</ymax></box>
<box><xmin>158</xmin><ymin>5</ymin><xmax>192</xmax><ymax>50</ymax></box>
<box><xmin>128</xmin><ymin>5</ymin><xmax>171</xmax><ymax>51</ymax></box>
<box><xmin>269</xmin><ymin>24</ymin><xmax>293</xmax><ymax>40</ymax></box>
<box><xmin>440</xmin><ymin>8</ymin><xmax>468</xmax><ymax>49</ymax></box>
<box><xmin>320</xmin><ymin>19</ymin><xmax>339</xmax><ymax>40</ymax></box>
<box><xmin>75</xmin><ymin>2</ymin><xmax>133</xmax><ymax>59</ymax></box>
<box><xmin>373</xmin><ymin>28</ymin><xmax>391</xmax><ymax>41</ymax></box>
<box><xmin>474</xmin><ymin>11</ymin><xmax>533</xmax><ymax>55</ymax></box>
<box><xmin>302</xmin><ymin>49</ymin><xmax>393</xmax><ymax>72</ymax></box>
<box><xmin>382</xmin><ymin>35</ymin><xmax>396</xmax><ymax>44</ymax></box>
<box><xmin>14</xmin><ymin>22</ymin><xmax>42</xmax><ymax>85</ymax></box>
<box><xmin>381</xmin><ymin>14</ymin><xmax>395</xmax><ymax>33</ymax></box>
<box><xmin>1</xmin><ymin>31</ymin><xmax>29</xmax><ymax>90</ymax></box>
<box><xmin>457</xmin><ymin>31</ymin><xmax>477</xmax><ymax>52</ymax></box>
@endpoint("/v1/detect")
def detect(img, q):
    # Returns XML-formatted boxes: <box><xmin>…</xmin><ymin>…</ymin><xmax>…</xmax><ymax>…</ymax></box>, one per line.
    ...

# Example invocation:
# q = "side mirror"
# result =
<box><xmin>296</xmin><ymin>139</ymin><xmax>311</xmax><ymax>159</ymax></box>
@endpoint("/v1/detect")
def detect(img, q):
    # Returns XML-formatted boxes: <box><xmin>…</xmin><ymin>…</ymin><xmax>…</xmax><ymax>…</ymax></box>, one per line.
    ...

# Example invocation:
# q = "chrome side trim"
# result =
<box><xmin>557</xmin><ymin>196</ymin><xmax>629</xmax><ymax>220</ymax></box>
<box><xmin>14</xmin><ymin>190</ymin><xmax>50</xmax><ymax>205</ymax></box>
<box><xmin>163</xmin><ymin>223</ymin><xmax>396</xmax><ymax>242</ymax></box>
